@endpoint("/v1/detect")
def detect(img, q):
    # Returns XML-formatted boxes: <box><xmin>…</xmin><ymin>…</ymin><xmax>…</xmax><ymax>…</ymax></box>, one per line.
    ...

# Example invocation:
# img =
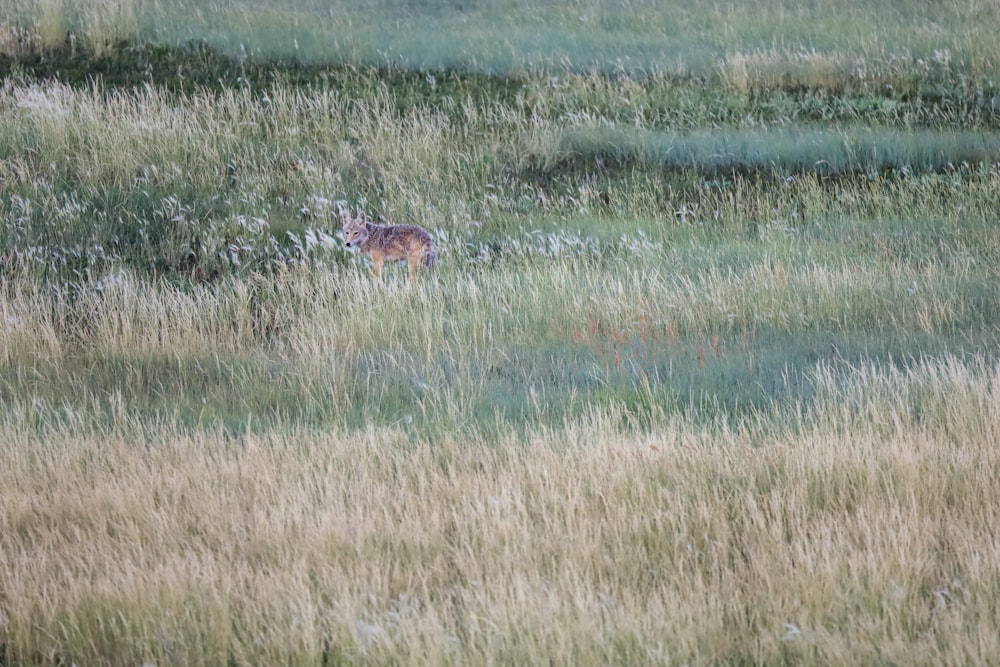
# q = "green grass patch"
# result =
<box><xmin>0</xmin><ymin>351</ymin><xmax>328</xmax><ymax>432</ymax></box>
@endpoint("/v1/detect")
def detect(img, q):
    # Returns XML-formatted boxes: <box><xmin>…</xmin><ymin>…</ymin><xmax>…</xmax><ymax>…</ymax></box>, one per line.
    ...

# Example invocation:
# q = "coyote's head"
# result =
<box><xmin>340</xmin><ymin>209</ymin><xmax>368</xmax><ymax>247</ymax></box>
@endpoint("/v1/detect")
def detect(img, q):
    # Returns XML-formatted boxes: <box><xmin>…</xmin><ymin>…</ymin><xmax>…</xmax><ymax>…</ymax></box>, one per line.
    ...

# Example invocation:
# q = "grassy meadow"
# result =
<box><xmin>2</xmin><ymin>1</ymin><xmax>1000</xmax><ymax>664</ymax></box>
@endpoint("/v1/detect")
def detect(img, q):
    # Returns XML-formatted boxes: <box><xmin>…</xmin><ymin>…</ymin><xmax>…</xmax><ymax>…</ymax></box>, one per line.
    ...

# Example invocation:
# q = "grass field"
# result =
<box><xmin>2</xmin><ymin>1</ymin><xmax>1000</xmax><ymax>664</ymax></box>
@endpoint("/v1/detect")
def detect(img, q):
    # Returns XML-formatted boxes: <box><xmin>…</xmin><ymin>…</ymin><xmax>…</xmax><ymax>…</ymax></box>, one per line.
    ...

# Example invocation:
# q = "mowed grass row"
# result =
<box><xmin>2</xmin><ymin>358</ymin><xmax>1000</xmax><ymax>664</ymax></box>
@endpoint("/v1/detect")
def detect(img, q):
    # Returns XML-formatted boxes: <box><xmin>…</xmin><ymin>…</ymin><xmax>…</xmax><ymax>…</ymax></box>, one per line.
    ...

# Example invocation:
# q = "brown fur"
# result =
<box><xmin>341</xmin><ymin>209</ymin><xmax>437</xmax><ymax>283</ymax></box>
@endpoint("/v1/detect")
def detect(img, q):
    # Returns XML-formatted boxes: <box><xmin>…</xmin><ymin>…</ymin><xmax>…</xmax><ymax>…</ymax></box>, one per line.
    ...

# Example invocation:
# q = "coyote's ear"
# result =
<box><xmin>358</xmin><ymin>210</ymin><xmax>367</xmax><ymax>223</ymax></box>
<box><xmin>340</xmin><ymin>208</ymin><xmax>352</xmax><ymax>226</ymax></box>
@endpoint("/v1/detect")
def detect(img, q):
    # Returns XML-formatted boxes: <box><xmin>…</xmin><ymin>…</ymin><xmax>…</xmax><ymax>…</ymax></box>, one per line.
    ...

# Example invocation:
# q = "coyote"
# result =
<box><xmin>340</xmin><ymin>209</ymin><xmax>437</xmax><ymax>283</ymax></box>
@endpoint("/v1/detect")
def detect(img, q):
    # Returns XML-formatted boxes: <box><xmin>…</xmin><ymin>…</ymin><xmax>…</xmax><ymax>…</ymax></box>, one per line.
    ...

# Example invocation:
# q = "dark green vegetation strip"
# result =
<box><xmin>2</xmin><ymin>42</ymin><xmax>999</xmax><ymax>284</ymax></box>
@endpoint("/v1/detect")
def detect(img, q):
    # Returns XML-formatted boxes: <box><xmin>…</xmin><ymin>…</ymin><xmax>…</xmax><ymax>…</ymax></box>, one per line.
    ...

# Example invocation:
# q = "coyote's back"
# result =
<box><xmin>341</xmin><ymin>209</ymin><xmax>436</xmax><ymax>282</ymax></box>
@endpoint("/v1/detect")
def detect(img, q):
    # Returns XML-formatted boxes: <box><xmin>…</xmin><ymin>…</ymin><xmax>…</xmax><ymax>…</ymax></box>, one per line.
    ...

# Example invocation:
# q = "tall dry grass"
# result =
<box><xmin>2</xmin><ymin>355</ymin><xmax>999</xmax><ymax>664</ymax></box>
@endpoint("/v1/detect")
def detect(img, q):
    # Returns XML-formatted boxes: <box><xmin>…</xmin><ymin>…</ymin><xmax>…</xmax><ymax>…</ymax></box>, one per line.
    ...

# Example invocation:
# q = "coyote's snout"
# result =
<box><xmin>340</xmin><ymin>209</ymin><xmax>437</xmax><ymax>283</ymax></box>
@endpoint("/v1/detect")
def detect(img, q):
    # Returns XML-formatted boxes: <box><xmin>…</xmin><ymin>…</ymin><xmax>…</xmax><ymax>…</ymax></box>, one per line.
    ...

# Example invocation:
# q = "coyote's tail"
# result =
<box><xmin>423</xmin><ymin>242</ymin><xmax>437</xmax><ymax>268</ymax></box>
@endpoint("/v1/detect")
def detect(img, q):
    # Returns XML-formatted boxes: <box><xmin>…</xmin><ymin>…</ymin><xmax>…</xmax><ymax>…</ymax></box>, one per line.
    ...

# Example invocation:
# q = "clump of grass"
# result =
<box><xmin>0</xmin><ymin>0</ymin><xmax>141</xmax><ymax>55</ymax></box>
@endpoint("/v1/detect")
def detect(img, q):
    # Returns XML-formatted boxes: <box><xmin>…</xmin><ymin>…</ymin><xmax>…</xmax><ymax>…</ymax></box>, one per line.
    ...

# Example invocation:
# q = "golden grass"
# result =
<box><xmin>2</xmin><ymin>355</ymin><xmax>999</xmax><ymax>664</ymax></box>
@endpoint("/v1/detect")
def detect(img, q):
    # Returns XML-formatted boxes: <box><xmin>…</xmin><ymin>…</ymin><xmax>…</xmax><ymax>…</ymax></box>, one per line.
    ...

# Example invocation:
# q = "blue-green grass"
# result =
<box><xmin>138</xmin><ymin>0</ymin><xmax>1000</xmax><ymax>79</ymax></box>
<box><xmin>3</xmin><ymin>0</ymin><xmax>1000</xmax><ymax>83</ymax></box>
<box><xmin>551</xmin><ymin>126</ymin><xmax>1000</xmax><ymax>176</ymax></box>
